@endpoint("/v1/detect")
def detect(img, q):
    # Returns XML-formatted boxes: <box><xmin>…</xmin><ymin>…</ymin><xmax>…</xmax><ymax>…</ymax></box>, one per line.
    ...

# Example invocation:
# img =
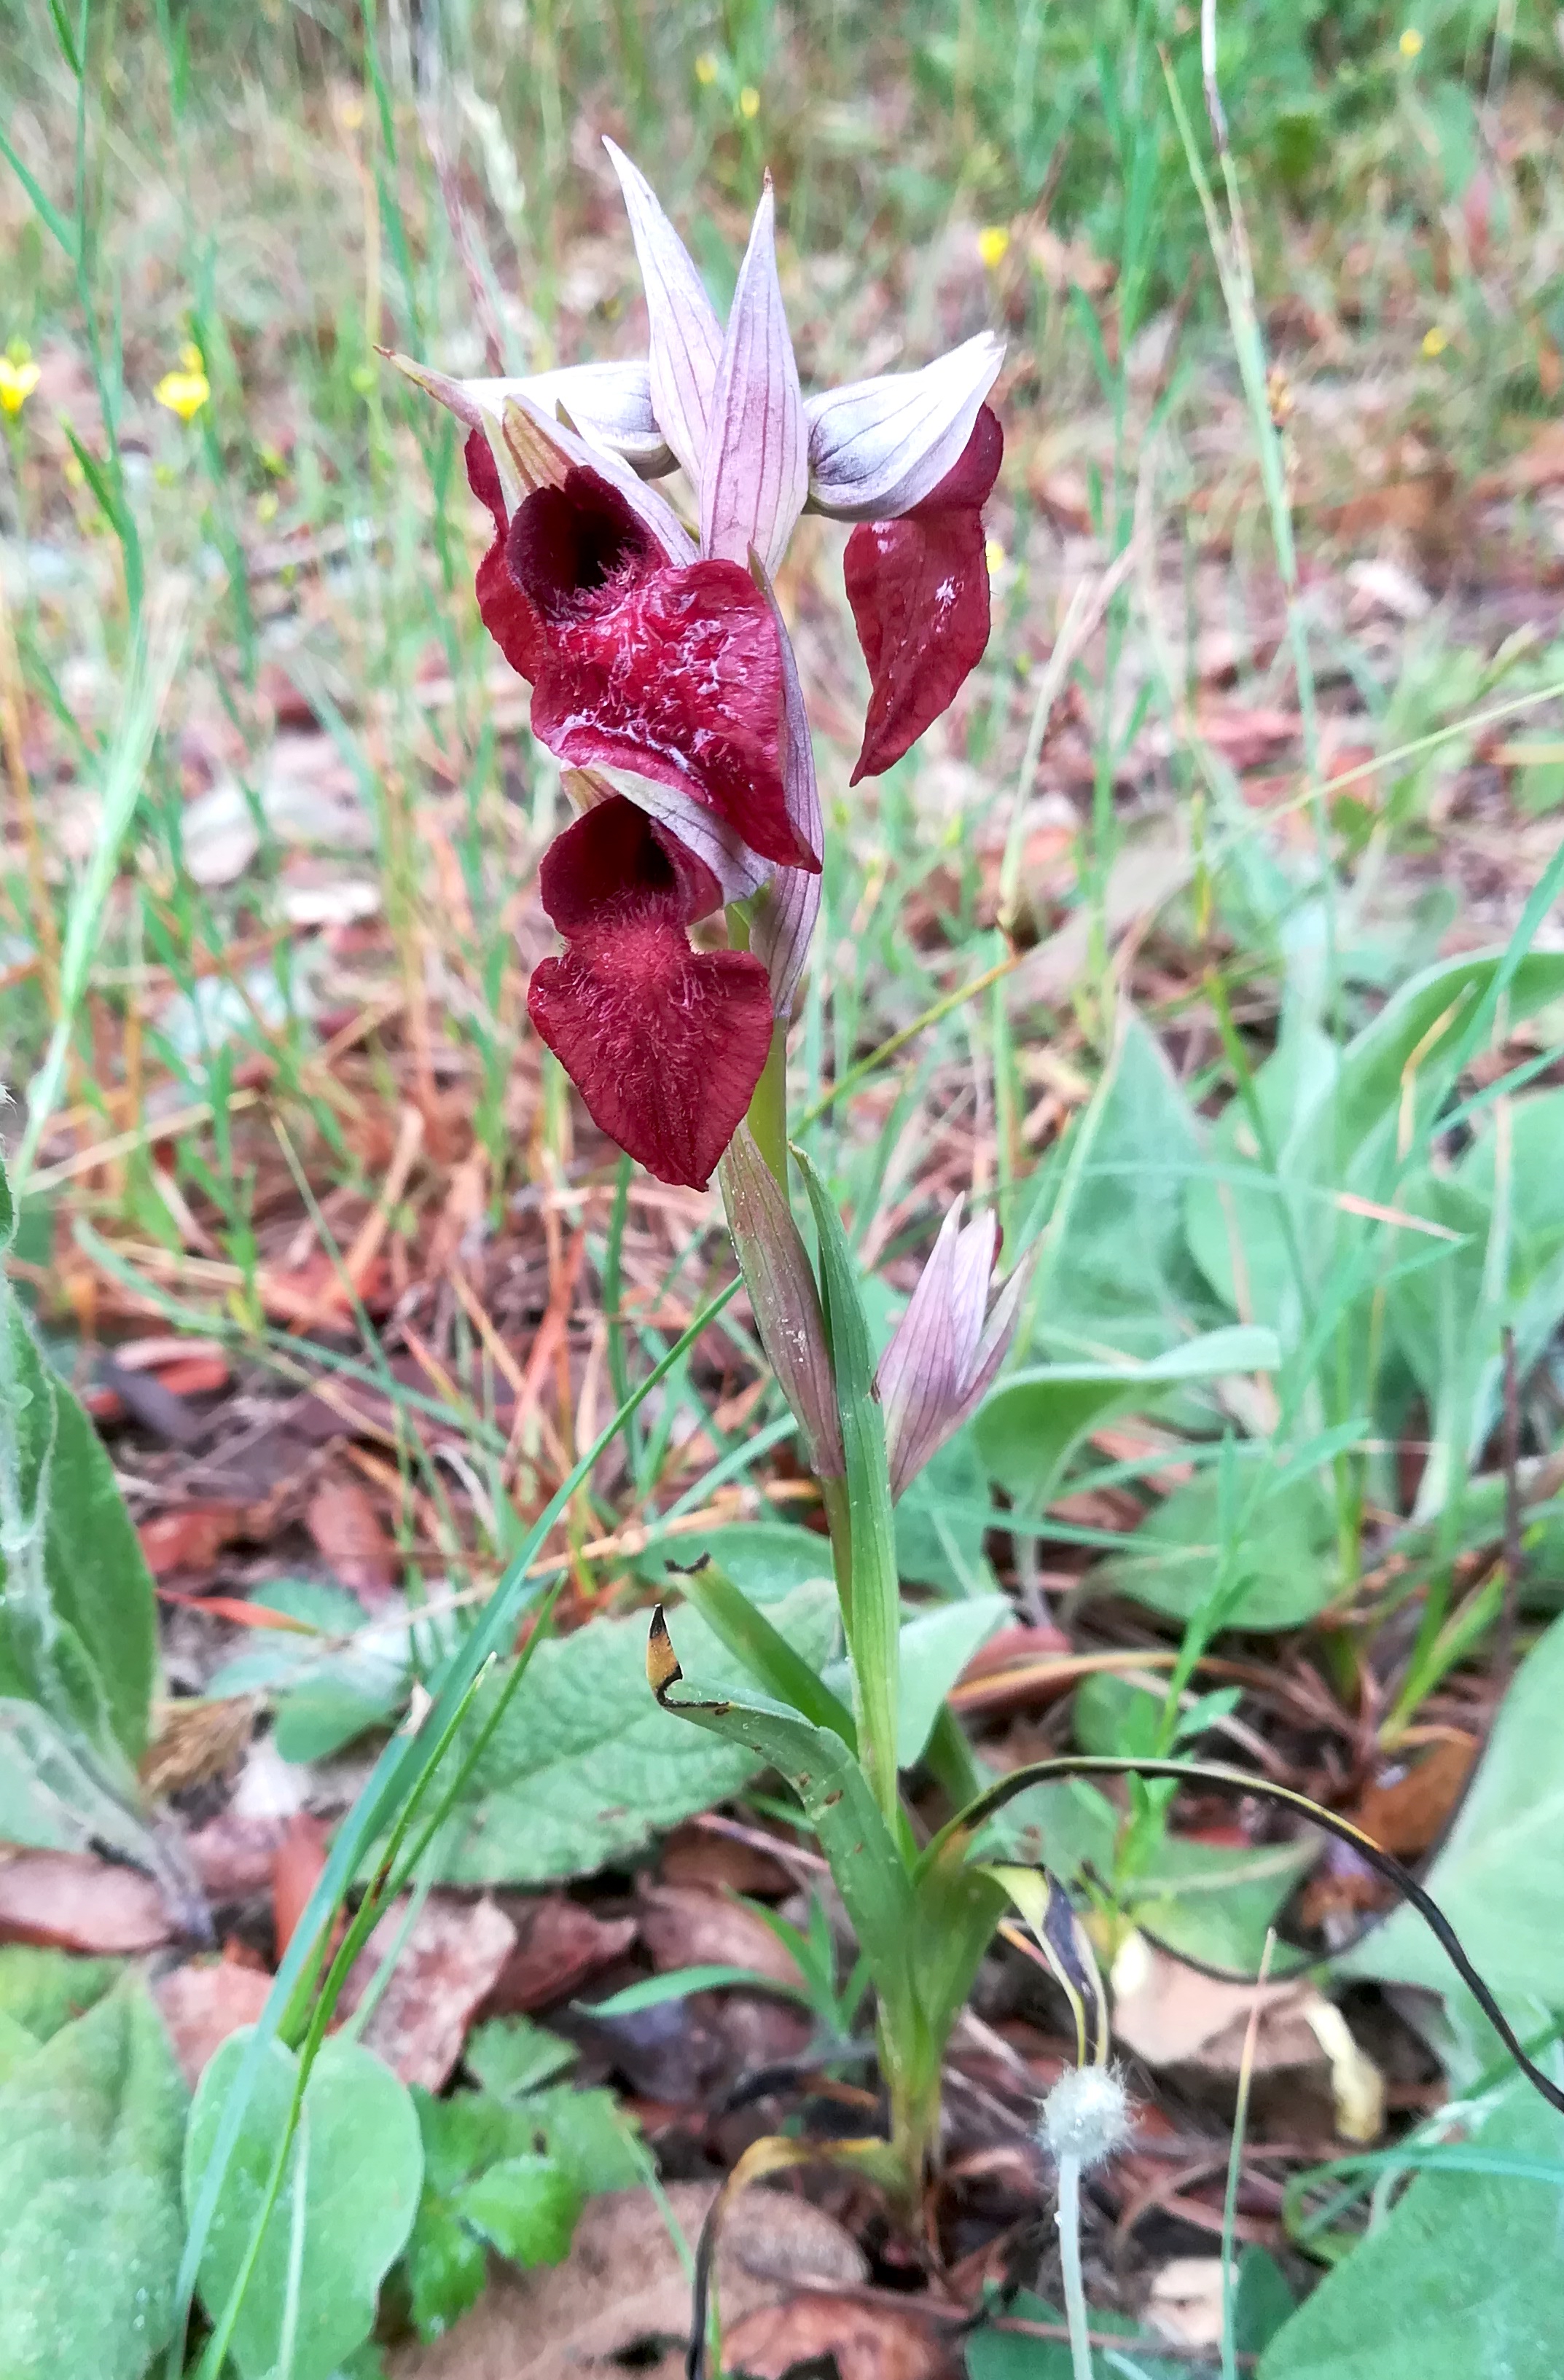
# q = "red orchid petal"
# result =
<box><xmin>464</xmin><ymin>429</ymin><xmax>546</xmax><ymax>681</ymax></box>
<box><xmin>508</xmin><ymin>468</ymin><xmax>811</xmax><ymax>871</ymax></box>
<box><xmin>527</xmin><ymin>797</ymin><xmax>774</xmax><ymax>1189</ymax></box>
<box><xmin>844</xmin><ymin>404</ymin><xmax>1004</xmax><ymax>784</ymax></box>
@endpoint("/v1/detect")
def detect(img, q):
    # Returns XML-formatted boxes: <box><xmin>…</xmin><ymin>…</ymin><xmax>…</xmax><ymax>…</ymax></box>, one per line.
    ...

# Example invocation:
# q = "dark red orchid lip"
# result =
<box><xmin>525</xmin><ymin>795</ymin><xmax>775</xmax><ymax>1191</ymax></box>
<box><xmin>844</xmin><ymin>404</ymin><xmax>1003</xmax><ymax>783</ymax></box>
<box><xmin>464</xmin><ymin>436</ymin><xmax>817</xmax><ymax>876</ymax></box>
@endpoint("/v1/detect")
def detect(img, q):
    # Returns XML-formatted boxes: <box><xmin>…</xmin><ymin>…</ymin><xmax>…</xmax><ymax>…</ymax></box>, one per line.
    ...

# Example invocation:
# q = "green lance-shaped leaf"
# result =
<box><xmin>646</xmin><ymin>1606</ymin><xmax>920</xmax><ymax>2063</ymax></box>
<box><xmin>669</xmin><ymin>1556</ymin><xmax>856</xmax><ymax>1743</ymax></box>
<box><xmin>794</xmin><ymin>1147</ymin><xmax>902</xmax><ymax>1820</ymax></box>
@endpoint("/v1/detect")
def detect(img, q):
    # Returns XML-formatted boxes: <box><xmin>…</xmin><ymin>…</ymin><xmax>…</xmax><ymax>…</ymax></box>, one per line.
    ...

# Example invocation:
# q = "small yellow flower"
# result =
<box><xmin>337</xmin><ymin>93</ymin><xmax>365</xmax><ymax>130</ymax></box>
<box><xmin>256</xmin><ymin>489</ymin><xmax>279</xmax><ymax>525</ymax></box>
<box><xmin>1399</xmin><ymin>25</ymin><xmax>1423</xmax><ymax>56</ymax></box>
<box><xmin>0</xmin><ymin>349</ymin><xmax>41</xmax><ymax>417</ymax></box>
<box><xmin>1422</xmin><ymin>324</ymin><xmax>1449</xmax><ymax>357</ymax></box>
<box><xmin>985</xmin><ymin>536</ymin><xmax>1006</xmax><ymax>573</ymax></box>
<box><xmin>694</xmin><ymin>50</ymin><xmax>719</xmax><ymax>85</ymax></box>
<box><xmin>738</xmin><ymin>84</ymin><xmax>760</xmax><ymax>119</ymax></box>
<box><xmin>155</xmin><ymin>367</ymin><xmax>211</xmax><ymax>421</ymax></box>
<box><xmin>978</xmin><ymin>224</ymin><xmax>1011</xmax><ymax>270</ymax></box>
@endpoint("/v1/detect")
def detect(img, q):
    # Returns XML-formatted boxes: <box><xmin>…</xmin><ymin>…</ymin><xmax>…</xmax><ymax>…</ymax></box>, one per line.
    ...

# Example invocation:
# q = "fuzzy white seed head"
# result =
<box><xmin>1040</xmin><ymin>2063</ymin><xmax>1134</xmax><ymax>2171</ymax></box>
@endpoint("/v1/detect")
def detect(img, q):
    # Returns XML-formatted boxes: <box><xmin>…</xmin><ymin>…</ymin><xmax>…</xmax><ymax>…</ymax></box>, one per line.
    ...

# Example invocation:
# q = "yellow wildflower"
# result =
<box><xmin>738</xmin><ymin>84</ymin><xmax>760</xmax><ymax>119</ymax></box>
<box><xmin>155</xmin><ymin>365</ymin><xmax>211</xmax><ymax>421</ymax></box>
<box><xmin>1399</xmin><ymin>25</ymin><xmax>1423</xmax><ymax>56</ymax></box>
<box><xmin>0</xmin><ymin>348</ymin><xmax>41</xmax><ymax>417</ymax></box>
<box><xmin>978</xmin><ymin>224</ymin><xmax>1010</xmax><ymax>270</ymax></box>
<box><xmin>1422</xmin><ymin>324</ymin><xmax>1449</xmax><ymax>357</ymax></box>
<box><xmin>984</xmin><ymin>536</ymin><xmax>1006</xmax><ymax>573</ymax></box>
<box><xmin>695</xmin><ymin>50</ymin><xmax>719</xmax><ymax>85</ymax></box>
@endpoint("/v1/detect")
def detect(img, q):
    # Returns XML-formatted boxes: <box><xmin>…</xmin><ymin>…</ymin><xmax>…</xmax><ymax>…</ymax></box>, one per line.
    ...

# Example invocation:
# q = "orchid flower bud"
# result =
<box><xmin>719</xmin><ymin>1125</ymin><xmax>844</xmax><ymax>1479</ymax></box>
<box><xmin>876</xmin><ymin>1200</ymin><xmax>1031</xmax><ymax>1499</ymax></box>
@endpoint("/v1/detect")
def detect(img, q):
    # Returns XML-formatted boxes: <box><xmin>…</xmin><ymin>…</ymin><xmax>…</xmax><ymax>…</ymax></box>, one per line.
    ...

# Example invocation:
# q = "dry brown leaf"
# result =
<box><xmin>337</xmin><ymin>1892</ymin><xmax>517</xmax><ymax>2089</ymax></box>
<box><xmin>137</xmin><ymin>1503</ymin><xmax>249</xmax><ymax>1579</ymax></box>
<box><xmin>141</xmin><ymin>1694</ymin><xmax>254</xmax><ymax>1797</ymax></box>
<box><xmin>1110</xmin><ymin>1936</ymin><xmax>1318</xmax><ymax>2072</ymax></box>
<box><xmin>1346</xmin><ymin>1735</ymin><xmax>1476</xmax><ymax>1858</ymax></box>
<box><xmin>483</xmin><ymin>1891</ymin><xmax>638</xmax><ymax>2013</ymax></box>
<box><xmin>0</xmin><ymin>1850</ymin><xmax>174</xmax><ymax>1954</ymax></box>
<box><xmin>638</xmin><ymin>1882</ymin><xmax>804</xmax><ymax>1989</ymax></box>
<box><xmin>1146</xmin><ymin>2257</ymin><xmax>1230</xmax><ymax>2351</ymax></box>
<box><xmin>724</xmin><ymin>2294</ymin><xmax>951</xmax><ymax>2380</ymax></box>
<box><xmin>185</xmin><ymin>1811</ymin><xmax>293</xmax><ymax>1901</ymax></box>
<box><xmin>155</xmin><ymin>1960</ymin><xmax>273</xmax><ymax>2088</ymax></box>
<box><xmin>388</xmin><ymin>2181</ymin><xmax>867</xmax><ymax>2380</ymax></box>
<box><xmin>659</xmin><ymin>1823</ymin><xmax>794</xmax><ymax>1898</ymax></box>
<box><xmin>305</xmin><ymin>1471</ymin><xmax>397</xmax><ymax>1605</ymax></box>
<box><xmin>271</xmin><ymin>1812</ymin><xmax>329</xmax><ymax>1959</ymax></box>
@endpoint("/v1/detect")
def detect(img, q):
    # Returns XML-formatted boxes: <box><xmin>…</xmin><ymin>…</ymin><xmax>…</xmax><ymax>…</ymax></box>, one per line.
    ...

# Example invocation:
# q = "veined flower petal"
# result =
<box><xmin>604</xmin><ymin>140</ymin><xmax>724</xmax><ymax>493</ymax></box>
<box><xmin>700</xmin><ymin>178</ymin><xmax>808</xmax><ymax>577</ymax></box>
<box><xmin>386</xmin><ymin>350</ymin><xmax>673</xmax><ymax>475</ymax></box>
<box><xmin>506</xmin><ymin>464</ymin><xmax>811</xmax><ymax>872</ymax></box>
<box><xmin>845</xmin><ymin>404</ymin><xmax>1003</xmax><ymax>783</ymax></box>
<box><xmin>527</xmin><ymin>796</ymin><xmax>774</xmax><ymax>1189</ymax></box>
<box><xmin>498</xmin><ymin>392</ymin><xmax>695</xmax><ymax>561</ymax></box>
<box><xmin>805</xmin><ymin>332</ymin><xmax>1004</xmax><ymax>520</ymax></box>
<box><xmin>464</xmin><ymin>430</ymin><xmax>547</xmax><ymax>681</ymax></box>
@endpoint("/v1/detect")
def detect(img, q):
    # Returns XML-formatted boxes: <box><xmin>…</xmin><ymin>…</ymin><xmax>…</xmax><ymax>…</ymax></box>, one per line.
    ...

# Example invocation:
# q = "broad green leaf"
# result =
<box><xmin>184</xmin><ymin>2030</ymin><xmax>422</xmax><ymax>2380</ymax></box>
<box><xmin>1337</xmin><ymin>1612</ymin><xmax>1564</xmax><ymax>2005</ymax></box>
<box><xmin>0</xmin><ymin>1292</ymin><xmax>157</xmax><ymax>1761</ymax></box>
<box><xmin>890</xmin><ymin>1595</ymin><xmax>1009</xmax><ymax>1767</ymax></box>
<box><xmin>894</xmin><ymin>1430</ymin><xmax>1000</xmax><ymax>1596</ymax></box>
<box><xmin>1184</xmin><ymin>1027</ymin><xmax>1339</xmax><ymax>1326</ymax></box>
<box><xmin>1102</xmin><ymin>1465</ymin><xmax>1339</xmax><ymax>1629</ymax></box>
<box><xmin>0</xmin><ymin>1974</ymin><xmax>187</xmax><ymax>2380</ymax></box>
<box><xmin>966</xmin><ymin>2288</ymin><xmax>1186</xmax><ymax>2379</ymax></box>
<box><xmin>632</xmin><ymin>1521</ymin><xmax>832</xmax><ymax>1604</ymax></box>
<box><xmin>976</xmin><ymin>1326</ymin><xmax>1279</xmax><ymax>1508</ymax></box>
<box><xmin>797</xmin><ymin>1148</ymin><xmax>902</xmax><ymax>1808</ymax></box>
<box><xmin>673</xmin><ymin>1559</ymin><xmax>853</xmax><ymax>1740</ymax></box>
<box><xmin>521</xmin><ymin>2082</ymin><xmax>644</xmax><ymax>2193</ymax></box>
<box><xmin>1461</xmin><ymin>1088</ymin><xmax>1564</xmax><ymax>1260</ymax></box>
<box><xmin>0</xmin><ymin>1944</ymin><xmax>120</xmax><ymax>2040</ymax></box>
<box><xmin>206</xmin><ymin>1581</ymin><xmax>411</xmax><ymax>1764</ymax></box>
<box><xmin>1258</xmin><ymin>2077</ymin><xmax>1564</xmax><ymax>2379</ymax></box>
<box><xmin>432</xmin><ymin>1584</ymin><xmax>840</xmax><ymax>1882</ymax></box>
<box><xmin>1329</xmin><ymin>949</ymin><xmax>1564</xmax><ymax>1168</ymax></box>
<box><xmin>1033</xmin><ymin>1012</ymin><xmax>1221</xmax><ymax>1361</ymax></box>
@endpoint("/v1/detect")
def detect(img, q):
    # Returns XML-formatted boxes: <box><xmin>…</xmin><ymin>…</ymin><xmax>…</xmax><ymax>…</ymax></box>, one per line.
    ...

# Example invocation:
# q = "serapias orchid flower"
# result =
<box><xmin>394</xmin><ymin>149</ymin><xmax>1004</xmax><ymax>1189</ymax></box>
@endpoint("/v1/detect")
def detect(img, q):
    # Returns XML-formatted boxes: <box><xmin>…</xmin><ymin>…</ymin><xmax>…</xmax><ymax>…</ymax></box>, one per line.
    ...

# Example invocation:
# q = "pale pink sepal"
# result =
<box><xmin>603</xmin><ymin>140</ymin><xmax>724</xmax><ymax>492</ymax></box>
<box><xmin>748</xmin><ymin>565</ymin><xmax>821</xmax><ymax>1014</ymax></box>
<box><xmin>877</xmin><ymin>1199</ymin><xmax>1031</xmax><ymax>1499</ymax></box>
<box><xmin>805</xmin><ymin>332</ymin><xmax>1004</xmax><ymax>521</ymax></box>
<box><xmin>385</xmin><ymin>351</ymin><xmax>671</xmax><ymax>474</ymax></box>
<box><xmin>700</xmin><ymin>180</ymin><xmax>808</xmax><ymax>577</ymax></box>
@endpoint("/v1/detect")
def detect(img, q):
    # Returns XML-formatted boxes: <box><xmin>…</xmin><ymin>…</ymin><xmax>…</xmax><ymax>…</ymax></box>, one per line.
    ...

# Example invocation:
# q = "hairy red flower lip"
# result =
<box><xmin>525</xmin><ymin>796</ymin><xmax>775</xmax><ymax>1191</ymax></box>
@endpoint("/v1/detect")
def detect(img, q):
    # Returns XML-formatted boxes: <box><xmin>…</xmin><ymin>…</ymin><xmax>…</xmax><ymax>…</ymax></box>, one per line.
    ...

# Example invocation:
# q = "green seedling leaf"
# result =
<box><xmin>1259</xmin><ymin>2076</ymin><xmax>1564</xmax><ymax>2379</ymax></box>
<box><xmin>672</xmin><ymin>1557</ymin><xmax>853</xmax><ymax>1740</ymax></box>
<box><xmin>206</xmin><ymin>1581</ymin><xmax>411</xmax><ymax>1764</ymax></box>
<box><xmin>184</xmin><ymin>2030</ymin><xmax>422</xmax><ymax>2380</ymax></box>
<box><xmin>1184</xmin><ymin>1026</ymin><xmax>1338</xmax><ymax>1326</ymax></box>
<box><xmin>453</xmin><ymin>2153</ymin><xmax>579</xmax><ymax>2263</ymax></box>
<box><xmin>402</xmin><ymin>2085</ymin><xmax>602</xmax><ymax>2341</ymax></box>
<box><xmin>463</xmin><ymin>2015</ymin><xmax>576</xmax><ymax>2098</ymax></box>
<box><xmin>976</xmin><ymin>1326</ymin><xmax>1278</xmax><ymax>1508</ymax></box>
<box><xmin>894</xmin><ymin>1430</ymin><xmax>998</xmax><ymax>1596</ymax></box>
<box><xmin>1337</xmin><ymin>1610</ymin><xmax>1564</xmax><ymax>2006</ymax></box>
<box><xmin>1103</xmin><ymin>1465</ymin><xmax>1339</xmax><ymax>1629</ymax></box>
<box><xmin>428</xmin><ymin>1582</ymin><xmax>839</xmax><ymax>1882</ymax></box>
<box><xmin>0</xmin><ymin>1292</ymin><xmax>158</xmax><ymax>1763</ymax></box>
<box><xmin>0</xmin><ymin>1974</ymin><xmax>187</xmax><ymax>2380</ymax></box>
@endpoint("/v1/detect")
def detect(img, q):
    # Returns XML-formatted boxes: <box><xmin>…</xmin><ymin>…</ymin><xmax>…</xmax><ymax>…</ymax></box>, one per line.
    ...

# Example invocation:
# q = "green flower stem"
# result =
<box><xmin>746</xmin><ymin>1022</ymin><xmax>790</xmax><ymax>1191</ymax></box>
